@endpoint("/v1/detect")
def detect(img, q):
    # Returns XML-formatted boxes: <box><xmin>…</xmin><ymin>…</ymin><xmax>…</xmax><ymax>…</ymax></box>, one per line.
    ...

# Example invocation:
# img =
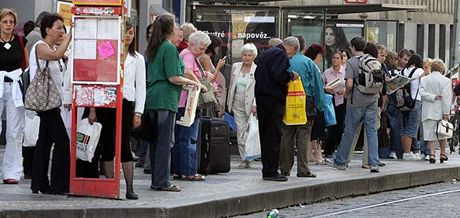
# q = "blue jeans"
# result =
<box><xmin>386</xmin><ymin>103</ymin><xmax>403</xmax><ymax>158</ymax></box>
<box><xmin>172</xmin><ymin>108</ymin><xmax>200</xmax><ymax>176</ymax></box>
<box><xmin>148</xmin><ymin>109</ymin><xmax>176</xmax><ymax>189</ymax></box>
<box><xmin>334</xmin><ymin>102</ymin><xmax>380</xmax><ymax>167</ymax></box>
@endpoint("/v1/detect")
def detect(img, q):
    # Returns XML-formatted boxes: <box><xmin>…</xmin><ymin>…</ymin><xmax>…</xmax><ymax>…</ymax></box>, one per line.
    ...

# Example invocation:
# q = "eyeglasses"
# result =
<box><xmin>0</xmin><ymin>20</ymin><xmax>15</xmax><ymax>25</ymax></box>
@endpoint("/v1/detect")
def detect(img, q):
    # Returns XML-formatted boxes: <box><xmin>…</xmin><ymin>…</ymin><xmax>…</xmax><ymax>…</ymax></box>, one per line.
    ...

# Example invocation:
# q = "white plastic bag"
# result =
<box><xmin>76</xmin><ymin>118</ymin><xmax>102</xmax><ymax>162</ymax></box>
<box><xmin>23</xmin><ymin>113</ymin><xmax>40</xmax><ymax>147</ymax></box>
<box><xmin>245</xmin><ymin>114</ymin><xmax>261</xmax><ymax>160</ymax></box>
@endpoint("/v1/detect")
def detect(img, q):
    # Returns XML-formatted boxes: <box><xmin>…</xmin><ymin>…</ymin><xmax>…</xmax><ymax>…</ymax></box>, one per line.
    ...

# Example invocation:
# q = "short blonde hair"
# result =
<box><xmin>431</xmin><ymin>59</ymin><xmax>446</xmax><ymax>74</ymax></box>
<box><xmin>0</xmin><ymin>8</ymin><xmax>18</xmax><ymax>27</ymax></box>
<box><xmin>268</xmin><ymin>38</ymin><xmax>282</xmax><ymax>48</ymax></box>
<box><xmin>423</xmin><ymin>58</ymin><xmax>432</xmax><ymax>66</ymax></box>
<box><xmin>240</xmin><ymin>43</ymin><xmax>258</xmax><ymax>58</ymax></box>
<box><xmin>180</xmin><ymin>23</ymin><xmax>197</xmax><ymax>40</ymax></box>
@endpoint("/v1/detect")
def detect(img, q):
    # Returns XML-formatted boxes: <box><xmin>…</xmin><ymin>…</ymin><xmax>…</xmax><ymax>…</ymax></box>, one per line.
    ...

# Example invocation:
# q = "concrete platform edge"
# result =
<box><xmin>2</xmin><ymin>167</ymin><xmax>459</xmax><ymax>218</ymax></box>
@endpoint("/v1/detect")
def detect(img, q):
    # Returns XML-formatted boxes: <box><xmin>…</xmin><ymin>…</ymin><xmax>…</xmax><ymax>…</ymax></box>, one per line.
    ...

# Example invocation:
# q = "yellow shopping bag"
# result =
<box><xmin>283</xmin><ymin>79</ymin><xmax>307</xmax><ymax>125</ymax></box>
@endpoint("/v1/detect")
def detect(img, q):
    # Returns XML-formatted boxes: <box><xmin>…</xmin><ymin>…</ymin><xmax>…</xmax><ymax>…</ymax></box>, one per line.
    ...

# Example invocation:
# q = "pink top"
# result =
<box><xmin>178</xmin><ymin>48</ymin><xmax>203</xmax><ymax>108</ymax></box>
<box><xmin>322</xmin><ymin>65</ymin><xmax>346</xmax><ymax>106</ymax></box>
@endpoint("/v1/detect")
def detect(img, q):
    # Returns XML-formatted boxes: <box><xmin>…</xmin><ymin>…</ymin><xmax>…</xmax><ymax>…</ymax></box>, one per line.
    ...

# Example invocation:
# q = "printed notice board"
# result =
<box><xmin>72</xmin><ymin>16</ymin><xmax>121</xmax><ymax>84</ymax></box>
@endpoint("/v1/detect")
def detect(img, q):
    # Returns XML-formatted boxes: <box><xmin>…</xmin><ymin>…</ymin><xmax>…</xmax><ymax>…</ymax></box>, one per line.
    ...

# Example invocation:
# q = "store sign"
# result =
<box><xmin>73</xmin><ymin>0</ymin><xmax>122</xmax><ymax>6</ymax></box>
<box><xmin>344</xmin><ymin>0</ymin><xmax>368</xmax><ymax>3</ymax></box>
<box><xmin>57</xmin><ymin>1</ymin><xmax>74</xmax><ymax>27</ymax></box>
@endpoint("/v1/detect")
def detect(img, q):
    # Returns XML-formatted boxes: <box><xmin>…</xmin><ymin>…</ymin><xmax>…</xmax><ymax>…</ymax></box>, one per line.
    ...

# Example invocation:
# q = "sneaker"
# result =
<box><xmin>424</xmin><ymin>155</ymin><xmax>430</xmax><ymax>161</ymax></box>
<box><xmin>370</xmin><ymin>165</ymin><xmax>380</xmax><ymax>173</ymax></box>
<box><xmin>245</xmin><ymin>161</ymin><xmax>253</xmax><ymax>168</ymax></box>
<box><xmin>388</xmin><ymin>152</ymin><xmax>397</xmax><ymax>159</ymax></box>
<box><xmin>325</xmin><ymin>159</ymin><xmax>346</xmax><ymax>170</ymax></box>
<box><xmin>238</xmin><ymin>161</ymin><xmax>246</xmax><ymax>169</ymax></box>
<box><xmin>402</xmin><ymin>152</ymin><xmax>423</xmax><ymax>160</ymax></box>
<box><xmin>361</xmin><ymin>164</ymin><xmax>370</xmax><ymax>169</ymax></box>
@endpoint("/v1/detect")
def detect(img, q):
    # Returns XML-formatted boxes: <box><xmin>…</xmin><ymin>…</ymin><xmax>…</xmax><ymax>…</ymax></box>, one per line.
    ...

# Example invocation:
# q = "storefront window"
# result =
<box><xmin>366</xmin><ymin>20</ymin><xmax>398</xmax><ymax>52</ymax></box>
<box><xmin>193</xmin><ymin>6</ymin><xmax>278</xmax><ymax>64</ymax></box>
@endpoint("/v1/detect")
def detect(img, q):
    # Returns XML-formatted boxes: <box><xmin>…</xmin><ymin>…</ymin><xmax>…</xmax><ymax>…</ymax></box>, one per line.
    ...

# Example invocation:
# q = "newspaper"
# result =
<box><xmin>326</xmin><ymin>78</ymin><xmax>345</xmax><ymax>90</ymax></box>
<box><xmin>386</xmin><ymin>74</ymin><xmax>417</xmax><ymax>95</ymax></box>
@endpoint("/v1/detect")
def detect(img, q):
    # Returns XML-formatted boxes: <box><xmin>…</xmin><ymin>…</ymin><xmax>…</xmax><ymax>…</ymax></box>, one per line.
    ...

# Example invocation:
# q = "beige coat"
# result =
<box><xmin>420</xmin><ymin>71</ymin><xmax>453</xmax><ymax>121</ymax></box>
<box><xmin>227</xmin><ymin>62</ymin><xmax>257</xmax><ymax>116</ymax></box>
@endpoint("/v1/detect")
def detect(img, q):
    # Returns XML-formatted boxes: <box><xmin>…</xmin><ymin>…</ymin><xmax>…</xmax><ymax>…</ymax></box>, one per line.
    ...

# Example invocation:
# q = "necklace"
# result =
<box><xmin>0</xmin><ymin>34</ymin><xmax>13</xmax><ymax>50</ymax></box>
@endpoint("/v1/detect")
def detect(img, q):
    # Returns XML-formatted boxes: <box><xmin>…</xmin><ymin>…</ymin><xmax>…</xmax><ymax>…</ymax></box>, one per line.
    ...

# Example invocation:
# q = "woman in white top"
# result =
<box><xmin>227</xmin><ymin>43</ymin><xmax>257</xmax><ymax>168</ymax></box>
<box><xmin>29</xmin><ymin>13</ymin><xmax>72</xmax><ymax>195</ymax></box>
<box><xmin>88</xmin><ymin>22</ymin><xmax>146</xmax><ymax>199</ymax></box>
<box><xmin>420</xmin><ymin>59</ymin><xmax>452</xmax><ymax>163</ymax></box>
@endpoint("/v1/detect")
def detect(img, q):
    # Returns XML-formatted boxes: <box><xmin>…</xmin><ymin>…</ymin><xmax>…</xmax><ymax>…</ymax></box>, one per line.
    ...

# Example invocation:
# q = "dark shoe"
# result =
<box><xmin>297</xmin><ymin>172</ymin><xmax>316</xmax><ymax>178</ymax></box>
<box><xmin>429</xmin><ymin>154</ymin><xmax>436</xmax><ymax>164</ymax></box>
<box><xmin>379</xmin><ymin>162</ymin><xmax>386</xmax><ymax>167</ymax></box>
<box><xmin>172</xmin><ymin>174</ymin><xmax>183</xmax><ymax>180</ymax></box>
<box><xmin>135</xmin><ymin>162</ymin><xmax>144</xmax><ymax>168</ymax></box>
<box><xmin>126</xmin><ymin>191</ymin><xmax>138</xmax><ymax>200</ymax></box>
<box><xmin>280</xmin><ymin>172</ymin><xmax>290</xmax><ymax>177</ymax></box>
<box><xmin>440</xmin><ymin>153</ymin><xmax>448</xmax><ymax>163</ymax></box>
<box><xmin>3</xmin><ymin>179</ymin><xmax>18</xmax><ymax>184</ymax></box>
<box><xmin>143</xmin><ymin>169</ymin><xmax>152</xmax><ymax>174</ymax></box>
<box><xmin>151</xmin><ymin>184</ymin><xmax>181</xmax><ymax>192</ymax></box>
<box><xmin>263</xmin><ymin>174</ymin><xmax>288</xmax><ymax>182</ymax></box>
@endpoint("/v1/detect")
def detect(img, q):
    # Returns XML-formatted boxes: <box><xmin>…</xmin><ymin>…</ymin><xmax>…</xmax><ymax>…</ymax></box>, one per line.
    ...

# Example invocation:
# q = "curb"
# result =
<box><xmin>2</xmin><ymin>166</ymin><xmax>459</xmax><ymax>218</ymax></box>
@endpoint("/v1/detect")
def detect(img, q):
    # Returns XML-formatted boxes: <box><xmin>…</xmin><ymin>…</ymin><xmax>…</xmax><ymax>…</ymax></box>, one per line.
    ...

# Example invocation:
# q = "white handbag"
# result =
<box><xmin>437</xmin><ymin>119</ymin><xmax>454</xmax><ymax>139</ymax></box>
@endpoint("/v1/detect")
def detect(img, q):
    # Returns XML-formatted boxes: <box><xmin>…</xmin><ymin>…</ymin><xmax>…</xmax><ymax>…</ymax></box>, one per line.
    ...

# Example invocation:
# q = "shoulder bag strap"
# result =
<box><xmin>195</xmin><ymin>57</ymin><xmax>206</xmax><ymax>78</ymax></box>
<box><xmin>34</xmin><ymin>43</ymin><xmax>49</xmax><ymax>74</ymax></box>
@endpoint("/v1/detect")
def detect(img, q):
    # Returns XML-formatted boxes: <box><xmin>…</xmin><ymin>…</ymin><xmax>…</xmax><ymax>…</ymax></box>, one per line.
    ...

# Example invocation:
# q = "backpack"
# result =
<box><xmin>395</xmin><ymin>68</ymin><xmax>418</xmax><ymax>111</ymax></box>
<box><xmin>356</xmin><ymin>54</ymin><xmax>384</xmax><ymax>94</ymax></box>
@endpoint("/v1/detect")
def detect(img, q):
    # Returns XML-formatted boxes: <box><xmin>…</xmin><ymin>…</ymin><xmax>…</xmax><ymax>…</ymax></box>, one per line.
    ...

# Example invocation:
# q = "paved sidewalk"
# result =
<box><xmin>1</xmin><ymin>149</ymin><xmax>460</xmax><ymax>218</ymax></box>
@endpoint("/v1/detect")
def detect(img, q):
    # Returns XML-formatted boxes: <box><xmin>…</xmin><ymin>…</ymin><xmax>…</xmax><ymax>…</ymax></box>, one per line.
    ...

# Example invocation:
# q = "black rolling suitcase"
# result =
<box><xmin>197</xmin><ymin>117</ymin><xmax>231</xmax><ymax>174</ymax></box>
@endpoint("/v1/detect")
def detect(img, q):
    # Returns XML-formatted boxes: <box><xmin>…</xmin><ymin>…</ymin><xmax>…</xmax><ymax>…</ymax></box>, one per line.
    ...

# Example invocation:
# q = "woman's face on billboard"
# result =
<box><xmin>325</xmin><ymin>27</ymin><xmax>336</xmax><ymax>47</ymax></box>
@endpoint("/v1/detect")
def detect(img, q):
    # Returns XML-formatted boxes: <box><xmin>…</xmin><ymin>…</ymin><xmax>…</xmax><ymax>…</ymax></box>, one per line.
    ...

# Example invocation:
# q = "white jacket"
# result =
<box><xmin>420</xmin><ymin>71</ymin><xmax>453</xmax><ymax>121</ymax></box>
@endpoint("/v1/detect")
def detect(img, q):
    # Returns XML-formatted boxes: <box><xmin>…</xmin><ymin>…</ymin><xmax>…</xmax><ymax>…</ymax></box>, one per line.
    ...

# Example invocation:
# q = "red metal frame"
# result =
<box><xmin>68</xmin><ymin>3</ymin><xmax>125</xmax><ymax>199</ymax></box>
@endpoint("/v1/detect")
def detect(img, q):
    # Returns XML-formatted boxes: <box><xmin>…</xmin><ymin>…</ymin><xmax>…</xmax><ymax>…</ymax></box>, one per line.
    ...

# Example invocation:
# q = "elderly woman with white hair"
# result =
<box><xmin>172</xmin><ymin>31</ymin><xmax>211</xmax><ymax>181</ymax></box>
<box><xmin>420</xmin><ymin>59</ymin><xmax>453</xmax><ymax>164</ymax></box>
<box><xmin>227</xmin><ymin>43</ymin><xmax>258</xmax><ymax>168</ymax></box>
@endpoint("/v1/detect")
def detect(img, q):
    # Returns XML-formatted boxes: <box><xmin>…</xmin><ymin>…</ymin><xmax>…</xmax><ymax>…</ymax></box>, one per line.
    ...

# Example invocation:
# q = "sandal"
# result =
<box><xmin>183</xmin><ymin>174</ymin><xmax>206</xmax><ymax>181</ymax></box>
<box><xmin>429</xmin><ymin>154</ymin><xmax>436</xmax><ymax>164</ymax></box>
<box><xmin>440</xmin><ymin>153</ymin><xmax>448</xmax><ymax>163</ymax></box>
<box><xmin>153</xmin><ymin>184</ymin><xmax>181</xmax><ymax>192</ymax></box>
<box><xmin>297</xmin><ymin>172</ymin><xmax>316</xmax><ymax>178</ymax></box>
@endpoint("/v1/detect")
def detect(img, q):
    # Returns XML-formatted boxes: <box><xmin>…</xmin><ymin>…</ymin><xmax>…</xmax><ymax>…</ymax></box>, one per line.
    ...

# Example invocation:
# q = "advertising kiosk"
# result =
<box><xmin>69</xmin><ymin>0</ymin><xmax>125</xmax><ymax>199</ymax></box>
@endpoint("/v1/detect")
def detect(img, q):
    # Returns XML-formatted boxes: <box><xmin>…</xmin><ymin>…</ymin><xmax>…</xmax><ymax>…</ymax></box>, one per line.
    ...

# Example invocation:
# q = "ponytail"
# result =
<box><xmin>145</xmin><ymin>14</ymin><xmax>175</xmax><ymax>60</ymax></box>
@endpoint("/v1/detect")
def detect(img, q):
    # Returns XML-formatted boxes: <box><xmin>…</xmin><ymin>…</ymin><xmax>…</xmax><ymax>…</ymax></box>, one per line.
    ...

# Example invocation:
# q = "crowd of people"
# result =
<box><xmin>0</xmin><ymin>8</ymin><xmax>458</xmax><ymax>200</ymax></box>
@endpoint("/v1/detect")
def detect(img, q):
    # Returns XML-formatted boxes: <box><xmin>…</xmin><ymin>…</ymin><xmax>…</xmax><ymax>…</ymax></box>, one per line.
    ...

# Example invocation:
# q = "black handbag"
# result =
<box><xmin>454</xmin><ymin>84</ymin><xmax>460</xmax><ymax>96</ymax></box>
